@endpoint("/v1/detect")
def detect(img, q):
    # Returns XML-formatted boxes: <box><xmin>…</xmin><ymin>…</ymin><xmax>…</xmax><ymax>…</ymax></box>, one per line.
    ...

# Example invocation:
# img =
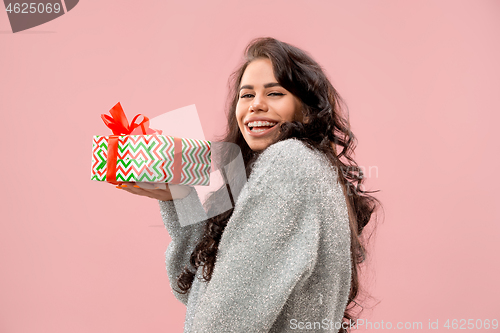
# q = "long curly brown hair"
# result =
<box><xmin>174</xmin><ymin>37</ymin><xmax>382</xmax><ymax>332</ymax></box>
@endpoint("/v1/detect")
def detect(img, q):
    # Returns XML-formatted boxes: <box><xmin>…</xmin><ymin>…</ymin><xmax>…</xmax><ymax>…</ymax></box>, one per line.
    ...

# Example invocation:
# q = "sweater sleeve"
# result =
<box><xmin>191</xmin><ymin>139</ymin><xmax>323</xmax><ymax>333</ymax></box>
<box><xmin>159</xmin><ymin>188</ymin><xmax>208</xmax><ymax>305</ymax></box>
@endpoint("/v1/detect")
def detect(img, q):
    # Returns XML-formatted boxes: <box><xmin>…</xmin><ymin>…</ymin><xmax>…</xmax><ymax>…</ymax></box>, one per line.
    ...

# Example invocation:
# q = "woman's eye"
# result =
<box><xmin>239</xmin><ymin>92</ymin><xmax>283</xmax><ymax>98</ymax></box>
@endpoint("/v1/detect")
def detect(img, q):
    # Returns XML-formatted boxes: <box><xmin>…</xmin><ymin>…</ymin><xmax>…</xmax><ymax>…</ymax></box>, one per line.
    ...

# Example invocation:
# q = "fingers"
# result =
<box><xmin>116</xmin><ymin>182</ymin><xmax>173</xmax><ymax>201</ymax></box>
<box><xmin>135</xmin><ymin>182</ymin><xmax>166</xmax><ymax>190</ymax></box>
<box><xmin>116</xmin><ymin>182</ymin><xmax>154</xmax><ymax>198</ymax></box>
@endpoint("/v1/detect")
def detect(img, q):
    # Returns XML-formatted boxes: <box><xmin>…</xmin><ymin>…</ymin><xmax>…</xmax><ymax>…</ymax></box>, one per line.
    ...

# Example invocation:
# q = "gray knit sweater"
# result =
<box><xmin>159</xmin><ymin>138</ymin><xmax>351</xmax><ymax>333</ymax></box>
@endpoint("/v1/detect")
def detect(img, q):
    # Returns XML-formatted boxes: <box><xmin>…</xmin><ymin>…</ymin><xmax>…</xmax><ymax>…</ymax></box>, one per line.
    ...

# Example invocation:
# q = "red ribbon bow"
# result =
<box><xmin>102</xmin><ymin>102</ymin><xmax>165</xmax><ymax>184</ymax></box>
<box><xmin>101</xmin><ymin>102</ymin><xmax>162</xmax><ymax>135</ymax></box>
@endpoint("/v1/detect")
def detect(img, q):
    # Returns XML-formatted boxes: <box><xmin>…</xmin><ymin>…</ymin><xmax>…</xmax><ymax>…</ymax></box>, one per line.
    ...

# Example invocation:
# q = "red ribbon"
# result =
<box><xmin>102</xmin><ymin>102</ymin><xmax>175</xmax><ymax>184</ymax></box>
<box><xmin>172</xmin><ymin>137</ymin><xmax>183</xmax><ymax>184</ymax></box>
<box><xmin>101</xmin><ymin>102</ymin><xmax>160</xmax><ymax>136</ymax></box>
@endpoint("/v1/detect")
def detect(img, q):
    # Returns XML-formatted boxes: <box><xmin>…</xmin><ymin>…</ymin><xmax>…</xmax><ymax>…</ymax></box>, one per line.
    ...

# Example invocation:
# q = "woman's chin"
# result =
<box><xmin>248</xmin><ymin>139</ymin><xmax>273</xmax><ymax>152</ymax></box>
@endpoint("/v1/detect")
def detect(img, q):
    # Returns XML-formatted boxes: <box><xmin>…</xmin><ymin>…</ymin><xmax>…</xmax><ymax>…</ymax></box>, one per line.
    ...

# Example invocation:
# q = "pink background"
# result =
<box><xmin>1</xmin><ymin>1</ymin><xmax>499</xmax><ymax>332</ymax></box>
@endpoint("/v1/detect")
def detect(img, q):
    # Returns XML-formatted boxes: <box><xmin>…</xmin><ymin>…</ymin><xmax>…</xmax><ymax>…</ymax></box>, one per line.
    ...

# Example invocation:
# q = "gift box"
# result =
<box><xmin>91</xmin><ymin>102</ymin><xmax>211</xmax><ymax>186</ymax></box>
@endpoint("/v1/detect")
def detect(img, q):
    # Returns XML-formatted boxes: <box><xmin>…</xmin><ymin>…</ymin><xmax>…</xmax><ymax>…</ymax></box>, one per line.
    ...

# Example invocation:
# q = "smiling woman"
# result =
<box><xmin>119</xmin><ymin>37</ymin><xmax>382</xmax><ymax>333</ymax></box>
<box><xmin>236</xmin><ymin>59</ymin><xmax>303</xmax><ymax>151</ymax></box>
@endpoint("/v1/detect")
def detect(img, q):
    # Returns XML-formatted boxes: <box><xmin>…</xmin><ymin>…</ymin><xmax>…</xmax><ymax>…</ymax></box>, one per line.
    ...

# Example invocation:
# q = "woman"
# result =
<box><xmin>119</xmin><ymin>37</ymin><xmax>381</xmax><ymax>333</ymax></box>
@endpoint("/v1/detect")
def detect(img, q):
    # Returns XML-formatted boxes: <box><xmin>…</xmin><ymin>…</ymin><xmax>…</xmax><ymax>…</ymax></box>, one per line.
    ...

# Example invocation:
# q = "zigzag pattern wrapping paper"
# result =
<box><xmin>91</xmin><ymin>134</ymin><xmax>211</xmax><ymax>185</ymax></box>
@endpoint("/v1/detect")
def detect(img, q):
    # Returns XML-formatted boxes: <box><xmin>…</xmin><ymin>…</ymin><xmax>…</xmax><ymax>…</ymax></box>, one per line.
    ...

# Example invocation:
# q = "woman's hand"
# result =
<box><xmin>116</xmin><ymin>182</ymin><xmax>193</xmax><ymax>201</ymax></box>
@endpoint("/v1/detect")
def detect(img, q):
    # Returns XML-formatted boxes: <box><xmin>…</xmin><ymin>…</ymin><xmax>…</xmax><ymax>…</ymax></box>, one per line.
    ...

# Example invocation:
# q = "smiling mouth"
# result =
<box><xmin>248</xmin><ymin>123</ymin><xmax>278</xmax><ymax>132</ymax></box>
<box><xmin>245</xmin><ymin>123</ymin><xmax>280</xmax><ymax>137</ymax></box>
<box><xmin>249</xmin><ymin>125</ymin><xmax>275</xmax><ymax>132</ymax></box>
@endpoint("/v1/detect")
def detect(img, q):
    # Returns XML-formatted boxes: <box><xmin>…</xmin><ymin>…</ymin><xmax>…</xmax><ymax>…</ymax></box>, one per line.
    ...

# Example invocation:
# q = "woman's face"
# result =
<box><xmin>236</xmin><ymin>58</ymin><xmax>303</xmax><ymax>151</ymax></box>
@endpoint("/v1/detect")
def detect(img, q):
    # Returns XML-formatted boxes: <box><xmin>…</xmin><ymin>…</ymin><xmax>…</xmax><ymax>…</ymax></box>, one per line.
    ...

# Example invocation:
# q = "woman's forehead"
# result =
<box><xmin>240</xmin><ymin>59</ymin><xmax>278</xmax><ymax>88</ymax></box>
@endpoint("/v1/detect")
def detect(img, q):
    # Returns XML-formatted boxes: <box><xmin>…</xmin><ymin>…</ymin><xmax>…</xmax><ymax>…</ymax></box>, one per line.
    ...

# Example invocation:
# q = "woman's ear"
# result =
<box><xmin>298</xmin><ymin>109</ymin><xmax>309</xmax><ymax>124</ymax></box>
<box><xmin>294</xmin><ymin>98</ymin><xmax>306</xmax><ymax>123</ymax></box>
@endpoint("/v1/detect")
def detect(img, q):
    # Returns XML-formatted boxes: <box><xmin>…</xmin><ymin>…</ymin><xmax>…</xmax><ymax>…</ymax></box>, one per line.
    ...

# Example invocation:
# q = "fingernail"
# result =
<box><xmin>121</xmin><ymin>184</ymin><xmax>128</xmax><ymax>188</ymax></box>
<box><xmin>116</xmin><ymin>185</ymin><xmax>122</xmax><ymax>189</ymax></box>
<box><xmin>133</xmin><ymin>185</ymin><xmax>140</xmax><ymax>188</ymax></box>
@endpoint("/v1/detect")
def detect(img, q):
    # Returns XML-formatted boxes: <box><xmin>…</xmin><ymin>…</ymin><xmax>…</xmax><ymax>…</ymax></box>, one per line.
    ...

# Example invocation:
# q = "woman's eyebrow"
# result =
<box><xmin>239</xmin><ymin>82</ymin><xmax>282</xmax><ymax>91</ymax></box>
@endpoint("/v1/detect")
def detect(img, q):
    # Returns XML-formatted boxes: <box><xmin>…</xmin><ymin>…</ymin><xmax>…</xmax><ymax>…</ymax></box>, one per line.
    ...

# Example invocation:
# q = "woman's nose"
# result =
<box><xmin>249</xmin><ymin>96</ymin><xmax>268</xmax><ymax>112</ymax></box>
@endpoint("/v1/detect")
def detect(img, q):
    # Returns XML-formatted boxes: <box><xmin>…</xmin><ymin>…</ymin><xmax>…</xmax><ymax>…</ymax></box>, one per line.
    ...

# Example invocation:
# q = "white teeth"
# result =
<box><xmin>248</xmin><ymin>121</ymin><xmax>277</xmax><ymax>127</ymax></box>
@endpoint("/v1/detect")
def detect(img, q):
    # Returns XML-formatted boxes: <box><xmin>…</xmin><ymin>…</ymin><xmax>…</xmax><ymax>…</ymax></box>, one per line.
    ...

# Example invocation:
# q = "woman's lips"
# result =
<box><xmin>245</xmin><ymin>123</ymin><xmax>278</xmax><ymax>137</ymax></box>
